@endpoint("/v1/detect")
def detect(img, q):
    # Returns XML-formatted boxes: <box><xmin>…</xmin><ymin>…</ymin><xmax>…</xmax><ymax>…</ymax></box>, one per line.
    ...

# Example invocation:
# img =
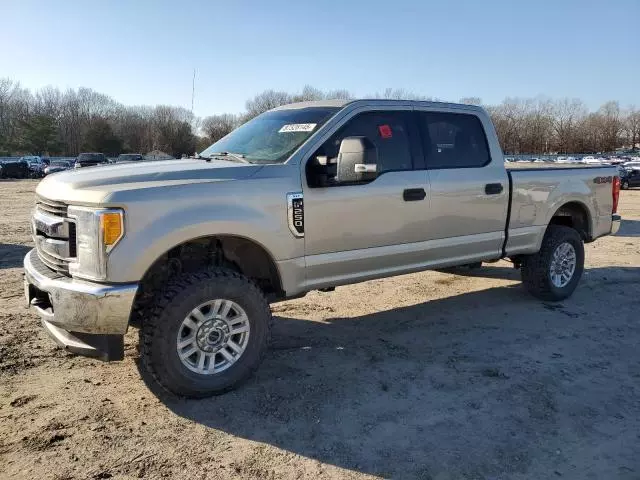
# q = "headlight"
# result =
<box><xmin>67</xmin><ymin>206</ymin><xmax>124</xmax><ymax>281</ymax></box>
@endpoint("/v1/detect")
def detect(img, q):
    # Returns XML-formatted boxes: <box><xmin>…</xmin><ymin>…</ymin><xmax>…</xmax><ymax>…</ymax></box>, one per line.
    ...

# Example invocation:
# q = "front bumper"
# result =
<box><xmin>23</xmin><ymin>249</ymin><xmax>138</xmax><ymax>360</ymax></box>
<box><xmin>611</xmin><ymin>214</ymin><xmax>621</xmax><ymax>235</ymax></box>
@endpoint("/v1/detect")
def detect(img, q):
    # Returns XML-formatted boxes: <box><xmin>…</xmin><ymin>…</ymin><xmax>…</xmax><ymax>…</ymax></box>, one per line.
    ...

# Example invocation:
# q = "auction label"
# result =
<box><xmin>279</xmin><ymin>123</ymin><xmax>317</xmax><ymax>133</ymax></box>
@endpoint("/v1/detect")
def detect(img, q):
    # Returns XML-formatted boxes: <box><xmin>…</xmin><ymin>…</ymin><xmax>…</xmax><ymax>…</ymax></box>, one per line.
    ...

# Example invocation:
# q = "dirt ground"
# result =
<box><xmin>0</xmin><ymin>179</ymin><xmax>639</xmax><ymax>480</ymax></box>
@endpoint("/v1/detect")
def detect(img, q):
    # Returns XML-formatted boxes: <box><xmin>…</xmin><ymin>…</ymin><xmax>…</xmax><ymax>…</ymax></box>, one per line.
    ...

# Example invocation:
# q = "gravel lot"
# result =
<box><xmin>1</xmin><ymin>179</ymin><xmax>639</xmax><ymax>480</ymax></box>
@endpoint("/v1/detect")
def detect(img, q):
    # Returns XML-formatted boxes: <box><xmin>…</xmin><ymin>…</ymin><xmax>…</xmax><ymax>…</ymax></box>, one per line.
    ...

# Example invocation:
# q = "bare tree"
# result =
<box><xmin>287</xmin><ymin>85</ymin><xmax>353</xmax><ymax>103</ymax></box>
<box><xmin>459</xmin><ymin>97</ymin><xmax>482</xmax><ymax>105</ymax></box>
<box><xmin>201</xmin><ymin>114</ymin><xmax>239</xmax><ymax>143</ymax></box>
<box><xmin>520</xmin><ymin>97</ymin><xmax>554</xmax><ymax>153</ymax></box>
<box><xmin>244</xmin><ymin>90</ymin><xmax>292</xmax><ymax>120</ymax></box>
<box><xmin>598</xmin><ymin>101</ymin><xmax>623</xmax><ymax>152</ymax></box>
<box><xmin>487</xmin><ymin>98</ymin><xmax>528</xmax><ymax>154</ymax></box>
<box><xmin>373</xmin><ymin>88</ymin><xmax>434</xmax><ymax>101</ymax></box>
<box><xmin>624</xmin><ymin>107</ymin><xmax>640</xmax><ymax>150</ymax></box>
<box><xmin>552</xmin><ymin>98</ymin><xmax>587</xmax><ymax>153</ymax></box>
<box><xmin>291</xmin><ymin>85</ymin><xmax>325</xmax><ymax>103</ymax></box>
<box><xmin>1</xmin><ymin>78</ymin><xmax>637</xmax><ymax>157</ymax></box>
<box><xmin>325</xmin><ymin>89</ymin><xmax>353</xmax><ymax>101</ymax></box>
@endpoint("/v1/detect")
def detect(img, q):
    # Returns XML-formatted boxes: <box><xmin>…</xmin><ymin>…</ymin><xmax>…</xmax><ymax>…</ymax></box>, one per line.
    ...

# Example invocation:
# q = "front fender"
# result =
<box><xmin>107</xmin><ymin>202</ymin><xmax>301</xmax><ymax>283</ymax></box>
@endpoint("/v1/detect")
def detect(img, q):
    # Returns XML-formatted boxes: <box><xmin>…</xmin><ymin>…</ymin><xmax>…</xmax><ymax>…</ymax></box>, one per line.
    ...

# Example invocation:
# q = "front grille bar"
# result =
<box><xmin>36</xmin><ymin>195</ymin><xmax>68</xmax><ymax>217</ymax></box>
<box><xmin>33</xmin><ymin>196</ymin><xmax>74</xmax><ymax>275</ymax></box>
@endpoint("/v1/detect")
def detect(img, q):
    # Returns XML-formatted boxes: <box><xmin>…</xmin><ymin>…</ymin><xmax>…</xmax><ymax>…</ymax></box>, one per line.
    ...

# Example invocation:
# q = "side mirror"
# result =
<box><xmin>336</xmin><ymin>136</ymin><xmax>377</xmax><ymax>183</ymax></box>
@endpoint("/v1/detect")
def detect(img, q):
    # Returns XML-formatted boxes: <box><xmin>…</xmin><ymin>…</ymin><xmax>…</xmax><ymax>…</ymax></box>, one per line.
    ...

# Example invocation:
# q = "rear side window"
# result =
<box><xmin>319</xmin><ymin>111</ymin><xmax>413</xmax><ymax>174</ymax></box>
<box><xmin>417</xmin><ymin>112</ymin><xmax>490</xmax><ymax>168</ymax></box>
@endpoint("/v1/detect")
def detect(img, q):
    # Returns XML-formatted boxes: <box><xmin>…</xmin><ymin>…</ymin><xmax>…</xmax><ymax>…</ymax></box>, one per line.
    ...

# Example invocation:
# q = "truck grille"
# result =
<box><xmin>33</xmin><ymin>196</ymin><xmax>75</xmax><ymax>275</ymax></box>
<box><xmin>36</xmin><ymin>196</ymin><xmax>68</xmax><ymax>216</ymax></box>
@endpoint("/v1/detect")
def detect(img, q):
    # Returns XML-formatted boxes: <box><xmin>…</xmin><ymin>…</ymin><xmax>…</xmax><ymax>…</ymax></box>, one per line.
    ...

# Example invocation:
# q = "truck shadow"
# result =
<box><xmin>0</xmin><ymin>243</ymin><xmax>31</xmax><ymax>269</ymax></box>
<box><xmin>139</xmin><ymin>264</ymin><xmax>639</xmax><ymax>478</ymax></box>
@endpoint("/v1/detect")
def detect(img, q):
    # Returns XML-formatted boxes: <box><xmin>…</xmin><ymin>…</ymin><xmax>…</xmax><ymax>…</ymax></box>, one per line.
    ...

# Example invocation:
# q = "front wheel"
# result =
<box><xmin>621</xmin><ymin>180</ymin><xmax>629</xmax><ymax>190</ymax></box>
<box><xmin>521</xmin><ymin>225</ymin><xmax>584</xmax><ymax>301</ymax></box>
<box><xmin>140</xmin><ymin>268</ymin><xmax>272</xmax><ymax>397</ymax></box>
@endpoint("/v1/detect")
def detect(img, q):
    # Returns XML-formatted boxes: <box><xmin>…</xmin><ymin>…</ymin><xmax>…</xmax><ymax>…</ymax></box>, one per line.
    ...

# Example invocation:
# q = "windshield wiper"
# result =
<box><xmin>200</xmin><ymin>152</ymin><xmax>250</xmax><ymax>164</ymax></box>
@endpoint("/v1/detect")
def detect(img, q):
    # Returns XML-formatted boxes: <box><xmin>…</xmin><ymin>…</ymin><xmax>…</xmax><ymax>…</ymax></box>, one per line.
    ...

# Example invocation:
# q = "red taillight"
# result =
<box><xmin>612</xmin><ymin>176</ymin><xmax>620</xmax><ymax>213</ymax></box>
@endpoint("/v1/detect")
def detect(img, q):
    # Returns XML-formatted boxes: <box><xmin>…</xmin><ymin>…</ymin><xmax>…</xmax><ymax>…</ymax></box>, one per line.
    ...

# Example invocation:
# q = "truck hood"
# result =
<box><xmin>36</xmin><ymin>159</ymin><xmax>264</xmax><ymax>204</ymax></box>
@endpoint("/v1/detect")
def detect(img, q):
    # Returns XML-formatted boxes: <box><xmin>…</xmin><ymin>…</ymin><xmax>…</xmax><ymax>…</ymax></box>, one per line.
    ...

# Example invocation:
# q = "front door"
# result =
<box><xmin>302</xmin><ymin>109</ymin><xmax>429</xmax><ymax>290</ymax></box>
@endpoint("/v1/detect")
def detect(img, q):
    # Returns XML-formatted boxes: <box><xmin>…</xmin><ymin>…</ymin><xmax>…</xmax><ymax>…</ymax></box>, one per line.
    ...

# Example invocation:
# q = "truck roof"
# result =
<box><xmin>271</xmin><ymin>99</ymin><xmax>351</xmax><ymax>110</ymax></box>
<box><xmin>272</xmin><ymin>98</ymin><xmax>486</xmax><ymax>113</ymax></box>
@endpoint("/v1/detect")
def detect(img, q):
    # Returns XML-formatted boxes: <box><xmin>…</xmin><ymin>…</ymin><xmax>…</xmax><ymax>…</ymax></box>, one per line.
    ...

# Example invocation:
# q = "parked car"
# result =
<box><xmin>115</xmin><ymin>153</ymin><xmax>144</xmax><ymax>164</ymax></box>
<box><xmin>0</xmin><ymin>158</ymin><xmax>30</xmax><ymax>178</ymax></box>
<box><xmin>20</xmin><ymin>155</ymin><xmax>46</xmax><ymax>177</ymax></box>
<box><xmin>75</xmin><ymin>152</ymin><xmax>109</xmax><ymax>168</ymax></box>
<box><xmin>620</xmin><ymin>167</ymin><xmax>640</xmax><ymax>189</ymax></box>
<box><xmin>44</xmin><ymin>160</ymin><xmax>72</xmax><ymax>175</ymax></box>
<box><xmin>25</xmin><ymin>99</ymin><xmax>622</xmax><ymax>398</ymax></box>
<box><xmin>623</xmin><ymin>160</ymin><xmax>640</xmax><ymax>170</ymax></box>
<box><xmin>581</xmin><ymin>156</ymin><xmax>603</xmax><ymax>165</ymax></box>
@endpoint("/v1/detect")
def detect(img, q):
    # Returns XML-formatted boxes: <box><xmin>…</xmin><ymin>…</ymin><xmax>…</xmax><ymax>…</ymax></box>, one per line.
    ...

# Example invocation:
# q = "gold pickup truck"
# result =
<box><xmin>24</xmin><ymin>99</ymin><xmax>621</xmax><ymax>397</ymax></box>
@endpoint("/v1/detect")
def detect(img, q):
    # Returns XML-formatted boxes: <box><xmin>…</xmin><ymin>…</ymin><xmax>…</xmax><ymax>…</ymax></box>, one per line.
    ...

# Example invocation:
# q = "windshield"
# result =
<box><xmin>199</xmin><ymin>107</ymin><xmax>340</xmax><ymax>164</ymax></box>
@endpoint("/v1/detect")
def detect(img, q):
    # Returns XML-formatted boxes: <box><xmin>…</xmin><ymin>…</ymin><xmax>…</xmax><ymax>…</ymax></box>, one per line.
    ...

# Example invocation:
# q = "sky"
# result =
<box><xmin>2</xmin><ymin>0</ymin><xmax>639</xmax><ymax>117</ymax></box>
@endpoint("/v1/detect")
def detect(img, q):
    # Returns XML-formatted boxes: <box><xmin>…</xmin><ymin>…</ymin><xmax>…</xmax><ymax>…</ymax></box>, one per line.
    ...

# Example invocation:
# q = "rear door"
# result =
<box><xmin>302</xmin><ymin>108</ymin><xmax>429</xmax><ymax>289</ymax></box>
<box><xmin>415</xmin><ymin>108</ymin><xmax>509</xmax><ymax>263</ymax></box>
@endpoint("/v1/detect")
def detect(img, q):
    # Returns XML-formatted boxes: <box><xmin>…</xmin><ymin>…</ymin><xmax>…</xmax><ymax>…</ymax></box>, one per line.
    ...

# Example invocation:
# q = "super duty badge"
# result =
<box><xmin>593</xmin><ymin>176</ymin><xmax>613</xmax><ymax>184</ymax></box>
<box><xmin>286</xmin><ymin>192</ymin><xmax>304</xmax><ymax>238</ymax></box>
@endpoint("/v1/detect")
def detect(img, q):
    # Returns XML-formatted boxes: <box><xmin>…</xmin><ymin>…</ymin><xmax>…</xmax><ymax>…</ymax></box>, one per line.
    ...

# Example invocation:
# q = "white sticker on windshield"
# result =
<box><xmin>279</xmin><ymin>123</ymin><xmax>317</xmax><ymax>133</ymax></box>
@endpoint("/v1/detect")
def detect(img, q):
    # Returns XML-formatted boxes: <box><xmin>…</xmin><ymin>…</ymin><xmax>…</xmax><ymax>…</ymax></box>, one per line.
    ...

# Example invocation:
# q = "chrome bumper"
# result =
<box><xmin>23</xmin><ymin>249</ymin><xmax>138</xmax><ymax>360</ymax></box>
<box><xmin>611</xmin><ymin>214</ymin><xmax>621</xmax><ymax>235</ymax></box>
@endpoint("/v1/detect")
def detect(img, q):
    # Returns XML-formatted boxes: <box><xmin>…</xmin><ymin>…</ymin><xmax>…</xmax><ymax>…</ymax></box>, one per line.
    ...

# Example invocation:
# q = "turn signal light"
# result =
<box><xmin>101</xmin><ymin>212</ymin><xmax>123</xmax><ymax>246</ymax></box>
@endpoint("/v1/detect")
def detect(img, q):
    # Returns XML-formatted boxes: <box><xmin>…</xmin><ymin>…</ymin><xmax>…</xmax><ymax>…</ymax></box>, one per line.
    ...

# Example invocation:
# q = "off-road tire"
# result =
<box><xmin>140</xmin><ymin>267</ymin><xmax>272</xmax><ymax>398</ymax></box>
<box><xmin>521</xmin><ymin>225</ymin><xmax>584</xmax><ymax>301</ymax></box>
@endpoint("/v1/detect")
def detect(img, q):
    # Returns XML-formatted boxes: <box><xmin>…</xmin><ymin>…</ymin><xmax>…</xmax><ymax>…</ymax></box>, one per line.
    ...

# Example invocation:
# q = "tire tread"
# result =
<box><xmin>140</xmin><ymin>267</ymin><xmax>272</xmax><ymax>397</ymax></box>
<box><xmin>521</xmin><ymin>225</ymin><xmax>584</xmax><ymax>301</ymax></box>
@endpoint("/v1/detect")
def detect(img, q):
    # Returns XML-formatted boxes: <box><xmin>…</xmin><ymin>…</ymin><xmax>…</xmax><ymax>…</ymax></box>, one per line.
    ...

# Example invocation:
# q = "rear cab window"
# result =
<box><xmin>417</xmin><ymin>111</ymin><xmax>491</xmax><ymax>168</ymax></box>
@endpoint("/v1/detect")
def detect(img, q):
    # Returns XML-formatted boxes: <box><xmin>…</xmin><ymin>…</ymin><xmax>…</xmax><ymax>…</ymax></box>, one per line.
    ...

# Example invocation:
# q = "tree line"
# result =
<box><xmin>1</xmin><ymin>78</ymin><xmax>638</xmax><ymax>158</ymax></box>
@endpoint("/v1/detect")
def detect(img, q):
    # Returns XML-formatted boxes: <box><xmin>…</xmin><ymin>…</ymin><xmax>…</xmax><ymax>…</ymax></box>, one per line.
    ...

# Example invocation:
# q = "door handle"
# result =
<box><xmin>485</xmin><ymin>183</ymin><xmax>504</xmax><ymax>195</ymax></box>
<box><xmin>403</xmin><ymin>188</ymin><xmax>426</xmax><ymax>201</ymax></box>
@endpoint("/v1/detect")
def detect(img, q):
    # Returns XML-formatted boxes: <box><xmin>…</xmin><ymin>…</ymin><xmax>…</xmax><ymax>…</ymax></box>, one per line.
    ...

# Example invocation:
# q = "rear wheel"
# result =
<box><xmin>140</xmin><ymin>267</ymin><xmax>271</xmax><ymax>398</ymax></box>
<box><xmin>521</xmin><ymin>225</ymin><xmax>584</xmax><ymax>301</ymax></box>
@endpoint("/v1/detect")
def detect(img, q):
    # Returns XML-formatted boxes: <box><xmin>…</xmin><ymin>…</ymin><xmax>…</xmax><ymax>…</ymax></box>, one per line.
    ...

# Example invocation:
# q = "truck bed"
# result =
<box><xmin>504</xmin><ymin>164</ymin><xmax>617</xmax><ymax>257</ymax></box>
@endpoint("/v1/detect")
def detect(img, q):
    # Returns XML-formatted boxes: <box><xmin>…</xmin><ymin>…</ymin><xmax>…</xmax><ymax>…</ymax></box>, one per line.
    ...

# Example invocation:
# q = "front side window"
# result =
<box><xmin>200</xmin><ymin>107</ymin><xmax>339</xmax><ymax>164</ymax></box>
<box><xmin>418</xmin><ymin>112</ymin><xmax>490</xmax><ymax>168</ymax></box>
<box><xmin>317</xmin><ymin>111</ymin><xmax>413</xmax><ymax>174</ymax></box>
